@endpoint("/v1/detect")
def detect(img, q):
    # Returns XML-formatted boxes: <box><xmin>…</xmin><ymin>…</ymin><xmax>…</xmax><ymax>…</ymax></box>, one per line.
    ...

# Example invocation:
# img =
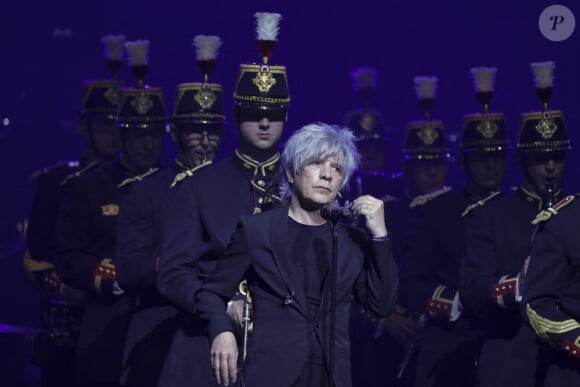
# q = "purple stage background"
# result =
<box><xmin>1</xmin><ymin>0</ymin><xmax>579</xmax><ymax>333</ymax></box>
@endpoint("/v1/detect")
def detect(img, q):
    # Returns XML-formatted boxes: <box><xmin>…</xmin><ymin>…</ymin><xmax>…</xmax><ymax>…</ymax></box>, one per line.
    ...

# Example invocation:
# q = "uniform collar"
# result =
<box><xmin>464</xmin><ymin>184</ymin><xmax>499</xmax><ymax>203</ymax></box>
<box><xmin>518</xmin><ymin>185</ymin><xmax>561</xmax><ymax>210</ymax></box>
<box><xmin>234</xmin><ymin>150</ymin><xmax>280</xmax><ymax>177</ymax></box>
<box><xmin>119</xmin><ymin>157</ymin><xmax>162</xmax><ymax>178</ymax></box>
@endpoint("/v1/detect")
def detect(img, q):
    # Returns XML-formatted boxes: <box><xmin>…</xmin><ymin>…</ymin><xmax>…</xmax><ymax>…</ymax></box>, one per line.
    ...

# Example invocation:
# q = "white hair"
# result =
<box><xmin>280</xmin><ymin>122</ymin><xmax>359</xmax><ymax>200</ymax></box>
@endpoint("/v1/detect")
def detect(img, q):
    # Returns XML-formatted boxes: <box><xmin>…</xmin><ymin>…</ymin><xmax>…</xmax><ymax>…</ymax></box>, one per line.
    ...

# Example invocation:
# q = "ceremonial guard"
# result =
<box><xmin>522</xmin><ymin>195</ymin><xmax>580</xmax><ymax>386</ymax></box>
<box><xmin>55</xmin><ymin>40</ymin><xmax>168</xmax><ymax>387</ymax></box>
<box><xmin>343</xmin><ymin>66</ymin><xmax>403</xmax><ymax>200</ymax></box>
<box><xmin>115</xmin><ymin>35</ymin><xmax>225</xmax><ymax>387</ymax></box>
<box><xmin>156</xmin><ymin>12</ymin><xmax>290</xmax><ymax>386</ymax></box>
<box><xmin>362</xmin><ymin>75</ymin><xmax>453</xmax><ymax>387</ymax></box>
<box><xmin>398</xmin><ymin>67</ymin><xmax>510</xmax><ymax>387</ymax></box>
<box><xmin>23</xmin><ymin>35</ymin><xmax>125</xmax><ymax>387</ymax></box>
<box><xmin>460</xmin><ymin>61</ymin><xmax>570</xmax><ymax>387</ymax></box>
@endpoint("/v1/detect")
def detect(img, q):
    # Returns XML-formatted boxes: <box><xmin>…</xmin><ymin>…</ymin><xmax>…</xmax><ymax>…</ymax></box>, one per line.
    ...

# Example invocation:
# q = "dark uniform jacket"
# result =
<box><xmin>460</xmin><ymin>186</ymin><xmax>557</xmax><ymax>387</ymax></box>
<box><xmin>55</xmin><ymin>159</ymin><xmax>137</xmax><ymax>385</ymax></box>
<box><xmin>24</xmin><ymin>159</ymin><xmax>93</xmax><ymax>386</ymax></box>
<box><xmin>401</xmin><ymin>187</ymin><xmax>485</xmax><ymax>314</ymax></box>
<box><xmin>398</xmin><ymin>187</ymin><xmax>490</xmax><ymax>387</ymax></box>
<box><xmin>25</xmin><ymin>160</ymin><xmax>98</xmax><ymax>274</ymax></box>
<box><xmin>116</xmin><ymin>161</ymin><xmax>198</xmax><ymax>387</ymax></box>
<box><xmin>156</xmin><ymin>151</ymin><xmax>281</xmax><ymax>387</ymax></box>
<box><xmin>195</xmin><ymin>203</ymin><xmax>398</xmax><ymax>387</ymax></box>
<box><xmin>522</xmin><ymin>194</ymin><xmax>580</xmax><ymax>386</ymax></box>
<box><xmin>26</xmin><ymin>161</ymin><xmax>80</xmax><ymax>266</ymax></box>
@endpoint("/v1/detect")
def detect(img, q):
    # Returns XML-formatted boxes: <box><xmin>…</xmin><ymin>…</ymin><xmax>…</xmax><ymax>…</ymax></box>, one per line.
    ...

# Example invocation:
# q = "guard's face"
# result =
<box><xmin>405</xmin><ymin>158</ymin><xmax>448</xmax><ymax>196</ymax></box>
<box><xmin>90</xmin><ymin>119</ymin><xmax>122</xmax><ymax>160</ymax></box>
<box><xmin>238</xmin><ymin>109</ymin><xmax>285</xmax><ymax>151</ymax></box>
<box><xmin>288</xmin><ymin>154</ymin><xmax>345</xmax><ymax>209</ymax></box>
<box><xmin>174</xmin><ymin>124</ymin><xmax>223</xmax><ymax>167</ymax></box>
<box><xmin>521</xmin><ymin>151</ymin><xmax>566</xmax><ymax>193</ymax></box>
<box><xmin>464</xmin><ymin>150</ymin><xmax>507</xmax><ymax>191</ymax></box>
<box><xmin>122</xmin><ymin>125</ymin><xmax>166</xmax><ymax>172</ymax></box>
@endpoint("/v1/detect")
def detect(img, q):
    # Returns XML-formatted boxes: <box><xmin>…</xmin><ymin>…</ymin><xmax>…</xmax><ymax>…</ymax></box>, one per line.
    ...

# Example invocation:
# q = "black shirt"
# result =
<box><xmin>288</xmin><ymin>217</ymin><xmax>332</xmax><ymax>362</ymax></box>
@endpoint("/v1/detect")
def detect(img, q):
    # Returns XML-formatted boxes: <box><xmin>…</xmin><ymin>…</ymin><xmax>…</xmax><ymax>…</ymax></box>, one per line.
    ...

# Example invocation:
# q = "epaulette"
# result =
<box><xmin>170</xmin><ymin>160</ymin><xmax>212</xmax><ymax>188</ymax></box>
<box><xmin>531</xmin><ymin>195</ymin><xmax>576</xmax><ymax>225</ymax></box>
<box><xmin>28</xmin><ymin>160</ymin><xmax>80</xmax><ymax>182</ymax></box>
<box><xmin>381</xmin><ymin>194</ymin><xmax>397</xmax><ymax>203</ymax></box>
<box><xmin>461</xmin><ymin>190</ymin><xmax>502</xmax><ymax>217</ymax></box>
<box><xmin>117</xmin><ymin>167</ymin><xmax>161</xmax><ymax>188</ymax></box>
<box><xmin>59</xmin><ymin>161</ymin><xmax>99</xmax><ymax>187</ymax></box>
<box><xmin>409</xmin><ymin>186</ymin><xmax>452</xmax><ymax>208</ymax></box>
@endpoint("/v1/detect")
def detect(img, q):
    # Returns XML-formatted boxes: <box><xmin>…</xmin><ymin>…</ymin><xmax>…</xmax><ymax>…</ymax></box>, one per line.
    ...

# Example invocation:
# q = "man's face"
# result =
<box><xmin>405</xmin><ymin>158</ymin><xmax>448</xmax><ymax>196</ymax></box>
<box><xmin>122</xmin><ymin>125</ymin><xmax>166</xmax><ymax>172</ymax></box>
<box><xmin>520</xmin><ymin>150</ymin><xmax>566</xmax><ymax>194</ymax></box>
<box><xmin>89</xmin><ymin>119</ymin><xmax>122</xmax><ymax>160</ymax></box>
<box><xmin>464</xmin><ymin>150</ymin><xmax>507</xmax><ymax>191</ymax></box>
<box><xmin>174</xmin><ymin>124</ymin><xmax>223</xmax><ymax>167</ymax></box>
<box><xmin>288</xmin><ymin>154</ymin><xmax>345</xmax><ymax>209</ymax></box>
<box><xmin>237</xmin><ymin>108</ymin><xmax>285</xmax><ymax>151</ymax></box>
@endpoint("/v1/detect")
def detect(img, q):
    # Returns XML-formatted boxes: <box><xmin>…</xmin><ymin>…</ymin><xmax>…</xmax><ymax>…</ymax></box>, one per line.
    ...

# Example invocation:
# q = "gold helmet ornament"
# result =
<box><xmin>344</xmin><ymin>66</ymin><xmax>387</xmax><ymax>142</ymax></box>
<box><xmin>402</xmin><ymin>76</ymin><xmax>450</xmax><ymax>159</ymax></box>
<box><xmin>460</xmin><ymin>67</ymin><xmax>510</xmax><ymax>152</ymax></box>
<box><xmin>233</xmin><ymin>12</ymin><xmax>290</xmax><ymax>112</ymax></box>
<box><xmin>517</xmin><ymin>61</ymin><xmax>570</xmax><ymax>152</ymax></box>
<box><xmin>116</xmin><ymin>40</ymin><xmax>168</xmax><ymax>128</ymax></box>
<box><xmin>79</xmin><ymin>34</ymin><xmax>126</xmax><ymax>120</ymax></box>
<box><xmin>173</xmin><ymin>35</ymin><xmax>225</xmax><ymax>125</ymax></box>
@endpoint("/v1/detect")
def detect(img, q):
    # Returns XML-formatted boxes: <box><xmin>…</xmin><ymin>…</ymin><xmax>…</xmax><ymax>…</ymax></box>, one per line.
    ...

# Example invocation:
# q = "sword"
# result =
<box><xmin>396</xmin><ymin>314</ymin><xmax>426</xmax><ymax>379</ymax></box>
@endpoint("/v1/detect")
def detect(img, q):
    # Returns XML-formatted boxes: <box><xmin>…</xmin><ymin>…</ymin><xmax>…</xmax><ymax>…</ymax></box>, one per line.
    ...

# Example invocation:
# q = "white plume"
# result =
<box><xmin>255</xmin><ymin>12</ymin><xmax>282</xmax><ymax>40</ymax></box>
<box><xmin>101</xmin><ymin>34</ymin><xmax>126</xmax><ymax>61</ymax></box>
<box><xmin>352</xmin><ymin>67</ymin><xmax>377</xmax><ymax>91</ymax></box>
<box><xmin>414</xmin><ymin>76</ymin><xmax>438</xmax><ymax>99</ymax></box>
<box><xmin>470</xmin><ymin>67</ymin><xmax>497</xmax><ymax>92</ymax></box>
<box><xmin>193</xmin><ymin>35</ymin><xmax>222</xmax><ymax>61</ymax></box>
<box><xmin>125</xmin><ymin>40</ymin><xmax>150</xmax><ymax>66</ymax></box>
<box><xmin>530</xmin><ymin>61</ymin><xmax>555</xmax><ymax>88</ymax></box>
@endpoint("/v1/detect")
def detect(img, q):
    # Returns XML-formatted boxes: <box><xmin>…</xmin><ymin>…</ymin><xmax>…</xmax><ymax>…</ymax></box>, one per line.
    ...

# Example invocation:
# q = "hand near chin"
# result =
<box><xmin>350</xmin><ymin>195</ymin><xmax>387</xmax><ymax>238</ymax></box>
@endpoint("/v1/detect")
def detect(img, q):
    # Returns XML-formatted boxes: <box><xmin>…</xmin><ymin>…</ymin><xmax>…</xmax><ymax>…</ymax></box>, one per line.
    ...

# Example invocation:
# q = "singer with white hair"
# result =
<box><xmin>196</xmin><ymin>122</ymin><xmax>398</xmax><ymax>387</ymax></box>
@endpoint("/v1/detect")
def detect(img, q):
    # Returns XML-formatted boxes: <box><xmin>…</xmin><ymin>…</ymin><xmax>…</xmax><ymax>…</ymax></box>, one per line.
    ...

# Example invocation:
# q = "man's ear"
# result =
<box><xmin>285</xmin><ymin>166</ymin><xmax>294</xmax><ymax>183</ymax></box>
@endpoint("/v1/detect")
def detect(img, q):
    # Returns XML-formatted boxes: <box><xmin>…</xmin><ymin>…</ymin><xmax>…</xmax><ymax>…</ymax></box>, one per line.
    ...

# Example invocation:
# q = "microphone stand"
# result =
<box><xmin>328</xmin><ymin>215</ymin><xmax>339</xmax><ymax>387</ymax></box>
<box><xmin>320</xmin><ymin>204</ymin><xmax>351</xmax><ymax>386</ymax></box>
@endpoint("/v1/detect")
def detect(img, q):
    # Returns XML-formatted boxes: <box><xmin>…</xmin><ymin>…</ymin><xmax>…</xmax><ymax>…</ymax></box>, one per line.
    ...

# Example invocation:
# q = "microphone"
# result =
<box><xmin>320</xmin><ymin>205</ymin><xmax>353</xmax><ymax>222</ymax></box>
